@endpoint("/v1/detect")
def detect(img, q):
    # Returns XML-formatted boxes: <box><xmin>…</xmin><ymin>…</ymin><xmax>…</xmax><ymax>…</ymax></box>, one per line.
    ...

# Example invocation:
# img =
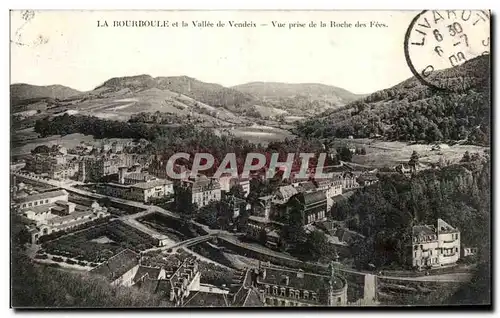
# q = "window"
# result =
<box><xmin>272</xmin><ymin>286</ymin><xmax>278</xmax><ymax>295</ymax></box>
<box><xmin>34</xmin><ymin>201</ymin><xmax>38</xmax><ymax>206</ymax></box>
<box><xmin>280</xmin><ymin>288</ymin><xmax>285</xmax><ymax>296</ymax></box>
<box><xmin>337</xmin><ymin>297</ymin><xmax>342</xmax><ymax>303</ymax></box>
<box><xmin>303</xmin><ymin>291</ymin><xmax>309</xmax><ymax>299</ymax></box>
<box><xmin>22</xmin><ymin>204</ymin><xmax>26</xmax><ymax>208</ymax></box>
<box><xmin>45</xmin><ymin>199</ymin><xmax>48</xmax><ymax>203</ymax></box>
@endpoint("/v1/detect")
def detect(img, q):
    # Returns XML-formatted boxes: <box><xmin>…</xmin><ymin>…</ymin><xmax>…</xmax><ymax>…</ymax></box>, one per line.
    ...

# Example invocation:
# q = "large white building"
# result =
<box><xmin>182</xmin><ymin>175</ymin><xmax>221</xmax><ymax>208</ymax></box>
<box><xmin>411</xmin><ymin>218</ymin><xmax>460</xmax><ymax>270</ymax></box>
<box><xmin>15</xmin><ymin>189</ymin><xmax>110</xmax><ymax>243</ymax></box>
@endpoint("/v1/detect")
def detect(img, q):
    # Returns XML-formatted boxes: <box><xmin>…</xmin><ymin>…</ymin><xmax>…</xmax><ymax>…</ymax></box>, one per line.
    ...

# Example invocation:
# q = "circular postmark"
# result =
<box><xmin>404</xmin><ymin>10</ymin><xmax>490</xmax><ymax>91</ymax></box>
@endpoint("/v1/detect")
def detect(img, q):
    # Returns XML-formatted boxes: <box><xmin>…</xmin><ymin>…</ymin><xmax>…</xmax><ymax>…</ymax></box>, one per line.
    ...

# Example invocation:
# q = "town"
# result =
<box><xmin>10</xmin><ymin>135</ymin><xmax>485</xmax><ymax>307</ymax></box>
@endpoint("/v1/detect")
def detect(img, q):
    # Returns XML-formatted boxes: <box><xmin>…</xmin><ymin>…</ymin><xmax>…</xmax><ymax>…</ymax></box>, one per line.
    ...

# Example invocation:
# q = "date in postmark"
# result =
<box><xmin>404</xmin><ymin>10</ymin><xmax>490</xmax><ymax>91</ymax></box>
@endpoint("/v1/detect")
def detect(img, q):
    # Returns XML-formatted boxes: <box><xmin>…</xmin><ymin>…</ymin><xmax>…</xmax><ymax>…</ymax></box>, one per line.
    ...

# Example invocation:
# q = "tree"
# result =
<box><xmin>461</xmin><ymin>151</ymin><xmax>472</xmax><ymax>162</ymax></box>
<box><xmin>408</xmin><ymin>150</ymin><xmax>420</xmax><ymax>167</ymax></box>
<box><xmin>31</xmin><ymin>145</ymin><xmax>51</xmax><ymax>154</ymax></box>
<box><xmin>173</xmin><ymin>182</ymin><xmax>197</xmax><ymax>220</ymax></box>
<box><xmin>337</xmin><ymin>147</ymin><xmax>353</xmax><ymax>162</ymax></box>
<box><xmin>228</xmin><ymin>184</ymin><xmax>245</xmax><ymax>199</ymax></box>
<box><xmin>197</xmin><ymin>202</ymin><xmax>218</xmax><ymax>229</ymax></box>
<box><xmin>304</xmin><ymin>230</ymin><xmax>329</xmax><ymax>261</ymax></box>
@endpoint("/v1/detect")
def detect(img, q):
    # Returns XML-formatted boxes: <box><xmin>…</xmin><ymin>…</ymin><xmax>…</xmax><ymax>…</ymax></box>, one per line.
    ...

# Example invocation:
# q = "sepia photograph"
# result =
<box><xmin>9</xmin><ymin>9</ymin><xmax>491</xmax><ymax>309</ymax></box>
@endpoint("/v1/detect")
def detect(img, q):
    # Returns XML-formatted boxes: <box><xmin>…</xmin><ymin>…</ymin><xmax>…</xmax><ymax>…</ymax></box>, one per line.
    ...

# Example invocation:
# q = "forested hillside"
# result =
<box><xmin>333</xmin><ymin>158</ymin><xmax>490</xmax><ymax>269</ymax></box>
<box><xmin>296</xmin><ymin>56</ymin><xmax>490</xmax><ymax>145</ymax></box>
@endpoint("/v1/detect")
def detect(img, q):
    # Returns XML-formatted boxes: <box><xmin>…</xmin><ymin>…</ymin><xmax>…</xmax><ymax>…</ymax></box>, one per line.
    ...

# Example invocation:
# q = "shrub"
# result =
<box><xmin>52</xmin><ymin>256</ymin><xmax>63</xmax><ymax>262</ymax></box>
<box><xmin>66</xmin><ymin>259</ymin><xmax>76</xmax><ymax>265</ymax></box>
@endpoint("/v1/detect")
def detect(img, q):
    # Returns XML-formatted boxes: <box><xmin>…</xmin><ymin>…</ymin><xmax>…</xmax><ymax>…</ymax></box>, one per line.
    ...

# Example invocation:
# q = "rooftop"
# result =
<box><xmin>183</xmin><ymin>291</ymin><xmax>230</xmax><ymax>307</ymax></box>
<box><xmin>275</xmin><ymin>185</ymin><xmax>298</xmax><ymax>202</ymax></box>
<box><xmin>132</xmin><ymin>265</ymin><xmax>161</xmax><ymax>284</ymax></box>
<box><xmin>91</xmin><ymin>249</ymin><xmax>139</xmax><ymax>281</ymax></box>
<box><xmin>125</xmin><ymin>172</ymin><xmax>155</xmax><ymax>182</ymax></box>
<box><xmin>437</xmin><ymin>218</ymin><xmax>458</xmax><ymax>233</ymax></box>
<box><xmin>259</xmin><ymin>266</ymin><xmax>345</xmax><ymax>292</ymax></box>
<box><xmin>131</xmin><ymin>178</ymin><xmax>173</xmax><ymax>190</ymax></box>
<box><xmin>46</xmin><ymin>210</ymin><xmax>97</xmax><ymax>225</ymax></box>
<box><xmin>413</xmin><ymin>224</ymin><xmax>436</xmax><ymax>237</ymax></box>
<box><xmin>293</xmin><ymin>190</ymin><xmax>327</xmax><ymax>206</ymax></box>
<box><xmin>296</xmin><ymin>181</ymin><xmax>317</xmax><ymax>193</ymax></box>
<box><xmin>15</xmin><ymin>189</ymin><xmax>68</xmax><ymax>204</ymax></box>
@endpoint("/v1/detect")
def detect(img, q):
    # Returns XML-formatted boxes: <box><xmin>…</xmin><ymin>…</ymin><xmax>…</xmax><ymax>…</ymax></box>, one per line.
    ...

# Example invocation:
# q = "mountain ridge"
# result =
<box><xmin>10</xmin><ymin>83</ymin><xmax>82</xmax><ymax>106</ymax></box>
<box><xmin>295</xmin><ymin>55</ymin><xmax>491</xmax><ymax>145</ymax></box>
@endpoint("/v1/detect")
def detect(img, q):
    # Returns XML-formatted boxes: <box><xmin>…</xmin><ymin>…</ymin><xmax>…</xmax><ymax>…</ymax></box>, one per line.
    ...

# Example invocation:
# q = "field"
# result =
<box><xmin>41</xmin><ymin>220</ymin><xmax>158</xmax><ymax>262</ymax></box>
<box><xmin>11</xmin><ymin>131</ymin><xmax>135</xmax><ymax>157</ymax></box>
<box><xmin>332</xmin><ymin>138</ymin><xmax>489</xmax><ymax>168</ymax></box>
<box><xmin>221</xmin><ymin>124</ymin><xmax>295</xmax><ymax>145</ymax></box>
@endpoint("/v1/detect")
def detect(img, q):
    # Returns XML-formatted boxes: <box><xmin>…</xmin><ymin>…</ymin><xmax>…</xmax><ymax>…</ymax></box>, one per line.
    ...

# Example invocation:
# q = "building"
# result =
<box><xmin>395</xmin><ymin>163</ymin><xmax>421</xmax><ymax>176</ymax></box>
<box><xmin>90</xmin><ymin>249</ymin><xmax>141</xmax><ymax>286</ymax></box>
<box><xmin>98</xmin><ymin>178</ymin><xmax>174</xmax><ymax>203</ymax></box>
<box><xmin>182</xmin><ymin>175</ymin><xmax>221</xmax><ymax>209</ymax></box>
<box><xmin>218</xmin><ymin>175</ymin><xmax>250</xmax><ymax>198</ymax></box>
<box><xmin>246</xmin><ymin>216</ymin><xmax>284</xmax><ymax>249</ymax></box>
<box><xmin>79</xmin><ymin>155</ymin><xmax>123</xmax><ymax>182</ymax></box>
<box><xmin>129</xmin><ymin>179</ymin><xmax>174</xmax><ymax>203</ymax></box>
<box><xmin>252</xmin><ymin>195</ymin><xmax>274</xmax><ymax>220</ymax></box>
<box><xmin>15</xmin><ymin>189</ymin><xmax>69</xmax><ymax>209</ymax></box>
<box><xmin>273</xmin><ymin>185</ymin><xmax>298</xmax><ymax>205</ymax></box>
<box><xmin>314</xmin><ymin>179</ymin><xmax>343</xmax><ymax>211</ymax></box>
<box><xmin>25</xmin><ymin>154</ymin><xmax>74</xmax><ymax>179</ymax></box>
<box><xmin>287</xmin><ymin>191</ymin><xmax>328</xmax><ymax>225</ymax></box>
<box><xmin>255</xmin><ymin>263</ymin><xmax>348</xmax><ymax>306</ymax></box>
<box><xmin>356</xmin><ymin>173</ymin><xmax>379</xmax><ymax>187</ymax></box>
<box><xmin>462</xmin><ymin>247</ymin><xmax>479</xmax><ymax>258</ymax></box>
<box><xmin>411</xmin><ymin>218</ymin><xmax>461</xmax><ymax>270</ymax></box>
<box><xmin>220</xmin><ymin>195</ymin><xmax>250</xmax><ymax>219</ymax></box>
<box><xmin>294</xmin><ymin>181</ymin><xmax>317</xmax><ymax>193</ymax></box>
<box><xmin>16</xmin><ymin>190</ymin><xmax>110</xmax><ymax>243</ymax></box>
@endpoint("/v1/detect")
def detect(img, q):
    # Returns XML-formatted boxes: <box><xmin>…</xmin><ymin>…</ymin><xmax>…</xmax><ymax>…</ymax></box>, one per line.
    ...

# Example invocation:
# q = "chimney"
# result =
<box><xmin>118</xmin><ymin>166</ymin><xmax>127</xmax><ymax>184</ymax></box>
<box><xmin>284</xmin><ymin>275</ymin><xmax>289</xmax><ymax>286</ymax></box>
<box><xmin>67</xmin><ymin>202</ymin><xmax>76</xmax><ymax>214</ymax></box>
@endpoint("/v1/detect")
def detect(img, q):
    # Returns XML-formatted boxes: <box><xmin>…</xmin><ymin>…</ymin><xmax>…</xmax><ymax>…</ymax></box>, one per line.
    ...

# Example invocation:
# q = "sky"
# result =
<box><xmin>11</xmin><ymin>10</ymin><xmax>423</xmax><ymax>95</ymax></box>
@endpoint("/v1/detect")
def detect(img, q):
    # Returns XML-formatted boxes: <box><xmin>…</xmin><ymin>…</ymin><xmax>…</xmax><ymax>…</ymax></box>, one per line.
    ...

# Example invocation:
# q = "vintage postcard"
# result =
<box><xmin>10</xmin><ymin>10</ymin><xmax>491</xmax><ymax>308</ymax></box>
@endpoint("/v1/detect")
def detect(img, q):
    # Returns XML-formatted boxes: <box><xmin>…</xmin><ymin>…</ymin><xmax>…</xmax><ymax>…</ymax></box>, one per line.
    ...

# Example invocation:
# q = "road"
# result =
<box><xmin>15</xmin><ymin>172</ymin><xmax>474</xmax><ymax>284</ymax></box>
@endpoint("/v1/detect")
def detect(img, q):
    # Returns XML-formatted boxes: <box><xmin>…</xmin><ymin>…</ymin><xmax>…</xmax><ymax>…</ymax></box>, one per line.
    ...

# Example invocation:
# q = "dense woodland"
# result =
<box><xmin>296</xmin><ymin>56</ymin><xmax>490</xmax><ymax>146</ymax></box>
<box><xmin>333</xmin><ymin>158</ymin><xmax>490</xmax><ymax>269</ymax></box>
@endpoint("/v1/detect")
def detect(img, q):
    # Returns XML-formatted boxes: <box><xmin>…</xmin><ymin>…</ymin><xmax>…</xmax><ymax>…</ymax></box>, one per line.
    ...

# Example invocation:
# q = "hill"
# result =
<box><xmin>95</xmin><ymin>75</ymin><xmax>256</xmax><ymax>113</ymax></box>
<box><xmin>10</xmin><ymin>75</ymin><xmax>362</xmax><ymax>127</ymax></box>
<box><xmin>233</xmin><ymin>82</ymin><xmax>361</xmax><ymax>116</ymax></box>
<box><xmin>11</xmin><ymin>83</ymin><xmax>81</xmax><ymax>106</ymax></box>
<box><xmin>295</xmin><ymin>55</ymin><xmax>491</xmax><ymax>146</ymax></box>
